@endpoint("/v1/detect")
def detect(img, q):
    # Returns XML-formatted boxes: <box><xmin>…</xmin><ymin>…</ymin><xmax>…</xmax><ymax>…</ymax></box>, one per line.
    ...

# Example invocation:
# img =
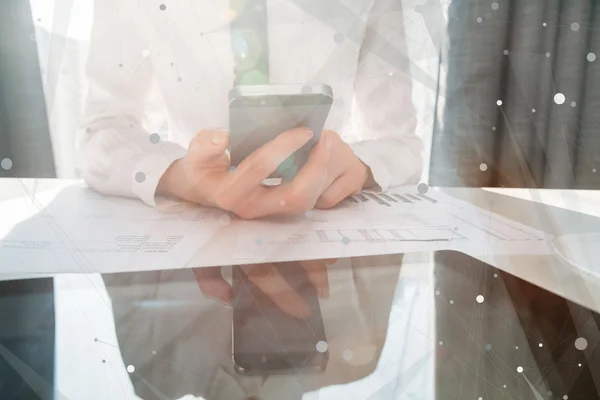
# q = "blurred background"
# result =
<box><xmin>1</xmin><ymin>0</ymin><xmax>598</xmax><ymax>188</ymax></box>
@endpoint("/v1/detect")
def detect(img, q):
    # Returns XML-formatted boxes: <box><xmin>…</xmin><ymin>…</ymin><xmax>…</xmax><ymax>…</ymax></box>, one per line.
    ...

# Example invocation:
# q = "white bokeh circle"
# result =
<box><xmin>1</xmin><ymin>158</ymin><xmax>12</xmax><ymax>171</ymax></box>
<box><xmin>575</xmin><ymin>337</ymin><xmax>588</xmax><ymax>351</ymax></box>
<box><xmin>316</xmin><ymin>340</ymin><xmax>328</xmax><ymax>353</ymax></box>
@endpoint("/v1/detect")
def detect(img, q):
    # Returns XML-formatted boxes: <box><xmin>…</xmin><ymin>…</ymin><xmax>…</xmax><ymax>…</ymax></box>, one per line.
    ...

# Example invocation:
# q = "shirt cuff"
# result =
<box><xmin>131</xmin><ymin>143</ymin><xmax>187</xmax><ymax>207</ymax></box>
<box><xmin>350</xmin><ymin>141</ymin><xmax>392</xmax><ymax>192</ymax></box>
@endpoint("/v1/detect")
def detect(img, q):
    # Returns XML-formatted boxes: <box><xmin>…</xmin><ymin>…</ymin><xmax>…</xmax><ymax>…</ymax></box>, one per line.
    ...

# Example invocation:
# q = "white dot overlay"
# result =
<box><xmin>554</xmin><ymin>93</ymin><xmax>566</xmax><ymax>105</ymax></box>
<box><xmin>517</xmin><ymin>366</ymin><xmax>523</xmax><ymax>373</ymax></box>
<box><xmin>588</xmin><ymin>53</ymin><xmax>597</xmax><ymax>62</ymax></box>
<box><xmin>476</xmin><ymin>295</ymin><xmax>485</xmax><ymax>303</ymax></box>
<box><xmin>575</xmin><ymin>337</ymin><xmax>588</xmax><ymax>351</ymax></box>
<box><xmin>1</xmin><ymin>158</ymin><xmax>12</xmax><ymax>171</ymax></box>
<box><xmin>127</xmin><ymin>365</ymin><xmax>135</xmax><ymax>373</ymax></box>
<box><xmin>316</xmin><ymin>341</ymin><xmax>328</xmax><ymax>353</ymax></box>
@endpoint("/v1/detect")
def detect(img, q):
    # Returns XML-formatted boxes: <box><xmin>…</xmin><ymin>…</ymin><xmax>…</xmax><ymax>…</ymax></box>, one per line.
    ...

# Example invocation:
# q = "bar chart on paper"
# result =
<box><xmin>348</xmin><ymin>192</ymin><xmax>439</xmax><ymax>206</ymax></box>
<box><xmin>233</xmin><ymin>189</ymin><xmax>549</xmax><ymax>262</ymax></box>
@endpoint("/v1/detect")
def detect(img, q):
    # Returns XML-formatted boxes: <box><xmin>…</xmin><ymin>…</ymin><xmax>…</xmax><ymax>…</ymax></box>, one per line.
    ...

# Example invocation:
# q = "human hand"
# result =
<box><xmin>297</xmin><ymin>129</ymin><xmax>373</xmax><ymax>210</ymax></box>
<box><xmin>158</xmin><ymin>128</ymin><xmax>372</xmax><ymax>218</ymax></box>
<box><xmin>193</xmin><ymin>261</ymin><xmax>331</xmax><ymax>319</ymax></box>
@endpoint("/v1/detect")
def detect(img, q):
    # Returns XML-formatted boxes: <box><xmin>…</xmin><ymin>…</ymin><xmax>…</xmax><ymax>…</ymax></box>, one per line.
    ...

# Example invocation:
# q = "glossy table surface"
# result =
<box><xmin>1</xmin><ymin>179</ymin><xmax>600</xmax><ymax>399</ymax></box>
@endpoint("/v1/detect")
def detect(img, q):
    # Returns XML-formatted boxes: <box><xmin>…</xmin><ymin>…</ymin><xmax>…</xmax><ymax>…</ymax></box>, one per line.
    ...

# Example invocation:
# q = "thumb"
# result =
<box><xmin>187</xmin><ymin>129</ymin><xmax>230</xmax><ymax>165</ymax></box>
<box><xmin>194</xmin><ymin>267</ymin><xmax>233</xmax><ymax>306</ymax></box>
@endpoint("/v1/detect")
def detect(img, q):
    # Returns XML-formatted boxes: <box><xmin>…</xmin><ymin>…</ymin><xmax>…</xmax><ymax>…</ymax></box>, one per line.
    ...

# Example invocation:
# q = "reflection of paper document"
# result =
<box><xmin>0</xmin><ymin>183</ymin><xmax>222</xmax><ymax>274</ymax></box>
<box><xmin>235</xmin><ymin>190</ymin><xmax>552</xmax><ymax>261</ymax></box>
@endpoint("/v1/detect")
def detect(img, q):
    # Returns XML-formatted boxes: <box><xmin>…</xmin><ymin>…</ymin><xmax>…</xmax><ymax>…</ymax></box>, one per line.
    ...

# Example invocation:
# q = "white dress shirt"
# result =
<box><xmin>79</xmin><ymin>0</ymin><xmax>423</xmax><ymax>207</ymax></box>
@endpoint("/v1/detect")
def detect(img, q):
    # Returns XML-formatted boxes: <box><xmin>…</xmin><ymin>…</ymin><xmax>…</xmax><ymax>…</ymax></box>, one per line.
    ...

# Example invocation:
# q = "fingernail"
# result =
<box><xmin>295</xmin><ymin>128</ymin><xmax>313</xmax><ymax>142</ymax></box>
<box><xmin>211</xmin><ymin>129</ymin><xmax>228</xmax><ymax>145</ymax></box>
<box><xmin>298</xmin><ymin>308</ymin><xmax>311</xmax><ymax>319</ymax></box>
<box><xmin>298</xmin><ymin>301</ymin><xmax>312</xmax><ymax>318</ymax></box>
<box><xmin>317</xmin><ymin>286</ymin><xmax>329</xmax><ymax>298</ymax></box>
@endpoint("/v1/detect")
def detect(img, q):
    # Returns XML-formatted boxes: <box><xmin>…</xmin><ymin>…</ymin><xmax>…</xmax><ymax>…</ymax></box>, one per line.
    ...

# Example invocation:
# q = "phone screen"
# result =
<box><xmin>232</xmin><ymin>263</ymin><xmax>328</xmax><ymax>375</ymax></box>
<box><xmin>229</xmin><ymin>91</ymin><xmax>333</xmax><ymax>180</ymax></box>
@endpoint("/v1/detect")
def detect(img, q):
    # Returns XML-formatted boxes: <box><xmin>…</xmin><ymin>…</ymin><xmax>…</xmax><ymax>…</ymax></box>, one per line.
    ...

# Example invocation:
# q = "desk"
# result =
<box><xmin>1</xmin><ymin>179</ymin><xmax>600</xmax><ymax>399</ymax></box>
<box><xmin>3</xmin><ymin>179</ymin><xmax>599</xmax><ymax>312</ymax></box>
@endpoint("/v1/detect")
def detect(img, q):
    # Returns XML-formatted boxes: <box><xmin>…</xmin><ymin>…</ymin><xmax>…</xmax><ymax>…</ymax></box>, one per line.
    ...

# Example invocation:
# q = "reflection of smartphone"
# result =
<box><xmin>232</xmin><ymin>263</ymin><xmax>329</xmax><ymax>375</ymax></box>
<box><xmin>228</xmin><ymin>84</ymin><xmax>334</xmax><ymax>180</ymax></box>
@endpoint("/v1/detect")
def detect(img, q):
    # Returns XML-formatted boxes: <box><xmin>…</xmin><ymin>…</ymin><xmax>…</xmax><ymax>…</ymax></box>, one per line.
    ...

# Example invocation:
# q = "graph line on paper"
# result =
<box><xmin>313</xmin><ymin>228</ymin><xmax>466</xmax><ymax>243</ymax></box>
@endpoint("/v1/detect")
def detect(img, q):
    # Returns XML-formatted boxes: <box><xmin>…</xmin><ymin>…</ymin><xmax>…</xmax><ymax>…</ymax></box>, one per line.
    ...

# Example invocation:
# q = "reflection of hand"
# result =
<box><xmin>193</xmin><ymin>261</ymin><xmax>332</xmax><ymax>319</ymax></box>
<box><xmin>157</xmin><ymin>129</ymin><xmax>372</xmax><ymax>219</ymax></box>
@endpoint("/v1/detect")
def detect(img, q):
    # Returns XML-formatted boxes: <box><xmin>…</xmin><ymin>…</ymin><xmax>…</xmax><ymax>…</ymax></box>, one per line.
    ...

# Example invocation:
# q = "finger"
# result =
<box><xmin>242</xmin><ymin>263</ymin><xmax>311</xmax><ymax>319</ymax></box>
<box><xmin>239</xmin><ymin>131</ymin><xmax>336</xmax><ymax>218</ymax></box>
<box><xmin>315</xmin><ymin>170</ymin><xmax>363</xmax><ymax>209</ymax></box>
<box><xmin>188</xmin><ymin>129</ymin><xmax>230</xmax><ymax>167</ymax></box>
<box><xmin>216</xmin><ymin>128</ymin><xmax>313</xmax><ymax>211</ymax></box>
<box><xmin>299</xmin><ymin>260</ymin><xmax>330</xmax><ymax>298</ymax></box>
<box><xmin>193</xmin><ymin>267</ymin><xmax>232</xmax><ymax>306</ymax></box>
<box><xmin>278</xmin><ymin>130</ymin><xmax>339</xmax><ymax>212</ymax></box>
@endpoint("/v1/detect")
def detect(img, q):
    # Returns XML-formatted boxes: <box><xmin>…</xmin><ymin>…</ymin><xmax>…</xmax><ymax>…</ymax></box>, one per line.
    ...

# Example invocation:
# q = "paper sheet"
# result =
<box><xmin>234</xmin><ymin>189</ymin><xmax>554</xmax><ymax>262</ymax></box>
<box><xmin>0</xmin><ymin>181</ymin><xmax>554</xmax><ymax>275</ymax></box>
<box><xmin>0</xmin><ymin>183</ymin><xmax>222</xmax><ymax>274</ymax></box>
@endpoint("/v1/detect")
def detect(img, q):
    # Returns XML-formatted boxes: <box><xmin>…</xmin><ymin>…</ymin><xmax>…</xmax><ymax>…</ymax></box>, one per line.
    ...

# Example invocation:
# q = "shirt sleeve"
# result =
<box><xmin>349</xmin><ymin>0</ymin><xmax>424</xmax><ymax>191</ymax></box>
<box><xmin>78</xmin><ymin>0</ymin><xmax>186</xmax><ymax>207</ymax></box>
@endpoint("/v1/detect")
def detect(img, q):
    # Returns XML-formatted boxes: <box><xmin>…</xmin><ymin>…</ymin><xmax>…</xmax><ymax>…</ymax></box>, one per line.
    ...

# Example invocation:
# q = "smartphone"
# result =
<box><xmin>228</xmin><ymin>84</ymin><xmax>334</xmax><ymax>180</ymax></box>
<box><xmin>232</xmin><ymin>262</ymin><xmax>329</xmax><ymax>375</ymax></box>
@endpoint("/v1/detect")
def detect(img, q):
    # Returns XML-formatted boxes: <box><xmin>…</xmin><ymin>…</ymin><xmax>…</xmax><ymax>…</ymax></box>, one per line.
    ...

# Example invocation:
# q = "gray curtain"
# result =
<box><xmin>430</xmin><ymin>0</ymin><xmax>600</xmax><ymax>189</ymax></box>
<box><xmin>0</xmin><ymin>2</ymin><xmax>56</xmax><ymax>400</ymax></box>
<box><xmin>0</xmin><ymin>0</ymin><xmax>55</xmax><ymax>178</ymax></box>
